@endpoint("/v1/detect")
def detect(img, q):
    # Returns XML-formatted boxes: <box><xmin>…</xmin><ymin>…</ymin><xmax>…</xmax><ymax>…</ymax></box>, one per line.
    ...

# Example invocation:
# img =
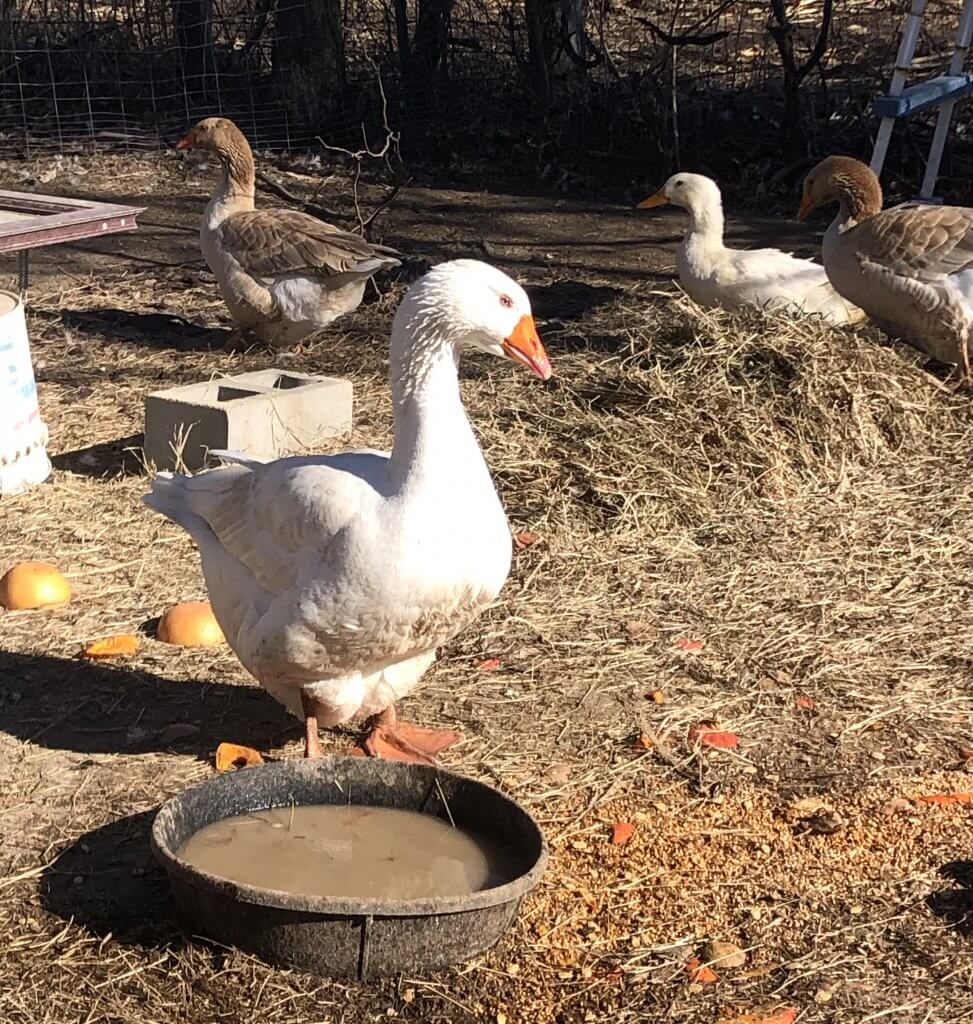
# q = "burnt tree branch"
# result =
<box><xmin>769</xmin><ymin>0</ymin><xmax>834</xmax><ymax>87</ymax></box>
<box><xmin>768</xmin><ymin>0</ymin><xmax>834</xmax><ymax>141</ymax></box>
<box><xmin>254</xmin><ymin>169</ymin><xmax>345</xmax><ymax>225</ymax></box>
<box><xmin>635</xmin><ymin>17</ymin><xmax>729</xmax><ymax>48</ymax></box>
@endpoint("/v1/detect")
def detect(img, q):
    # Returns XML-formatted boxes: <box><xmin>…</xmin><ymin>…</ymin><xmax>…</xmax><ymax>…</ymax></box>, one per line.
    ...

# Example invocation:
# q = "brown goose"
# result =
<box><xmin>799</xmin><ymin>155</ymin><xmax>973</xmax><ymax>376</ymax></box>
<box><xmin>177</xmin><ymin>117</ymin><xmax>401</xmax><ymax>349</ymax></box>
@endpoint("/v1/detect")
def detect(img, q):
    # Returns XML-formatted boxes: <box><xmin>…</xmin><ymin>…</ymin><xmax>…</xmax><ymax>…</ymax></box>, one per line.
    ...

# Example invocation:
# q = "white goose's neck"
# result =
<box><xmin>388</xmin><ymin>298</ymin><xmax>485</xmax><ymax>490</ymax></box>
<box><xmin>683</xmin><ymin>196</ymin><xmax>725</xmax><ymax>252</ymax></box>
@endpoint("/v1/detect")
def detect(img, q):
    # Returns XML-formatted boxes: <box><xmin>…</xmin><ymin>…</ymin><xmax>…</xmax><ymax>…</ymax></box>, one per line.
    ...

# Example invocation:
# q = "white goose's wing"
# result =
<box><xmin>144</xmin><ymin>451</ymin><xmax>398</xmax><ymax>693</ymax></box>
<box><xmin>210</xmin><ymin>447</ymin><xmax>390</xmax><ymax>492</ymax></box>
<box><xmin>723</xmin><ymin>247</ymin><xmax>862</xmax><ymax>322</ymax></box>
<box><xmin>143</xmin><ymin>452</ymin><xmax>386</xmax><ymax>598</ymax></box>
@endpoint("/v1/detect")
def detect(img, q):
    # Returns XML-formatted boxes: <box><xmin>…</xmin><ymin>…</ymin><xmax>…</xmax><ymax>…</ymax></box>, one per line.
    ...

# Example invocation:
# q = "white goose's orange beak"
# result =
<box><xmin>175</xmin><ymin>133</ymin><xmax>193</xmax><ymax>151</ymax></box>
<box><xmin>797</xmin><ymin>193</ymin><xmax>814</xmax><ymax>221</ymax></box>
<box><xmin>637</xmin><ymin>191</ymin><xmax>668</xmax><ymax>209</ymax></box>
<box><xmin>503</xmin><ymin>314</ymin><xmax>552</xmax><ymax>380</ymax></box>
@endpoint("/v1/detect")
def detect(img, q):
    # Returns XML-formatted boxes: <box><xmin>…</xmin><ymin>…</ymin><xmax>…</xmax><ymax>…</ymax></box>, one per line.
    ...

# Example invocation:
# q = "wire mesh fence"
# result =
<box><xmin>0</xmin><ymin>0</ymin><xmax>968</xmax><ymax>188</ymax></box>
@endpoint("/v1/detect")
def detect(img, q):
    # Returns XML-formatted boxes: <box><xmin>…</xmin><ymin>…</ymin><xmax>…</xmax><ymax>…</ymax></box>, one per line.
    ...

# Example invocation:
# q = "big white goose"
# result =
<box><xmin>143</xmin><ymin>260</ymin><xmax>552</xmax><ymax>762</ymax></box>
<box><xmin>799</xmin><ymin>155</ymin><xmax>973</xmax><ymax>376</ymax></box>
<box><xmin>638</xmin><ymin>173</ymin><xmax>863</xmax><ymax>325</ymax></box>
<box><xmin>177</xmin><ymin>117</ymin><xmax>401</xmax><ymax>349</ymax></box>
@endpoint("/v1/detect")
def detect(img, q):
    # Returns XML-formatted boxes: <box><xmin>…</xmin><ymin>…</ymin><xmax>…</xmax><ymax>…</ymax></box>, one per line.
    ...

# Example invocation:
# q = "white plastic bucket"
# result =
<box><xmin>0</xmin><ymin>289</ymin><xmax>50</xmax><ymax>495</ymax></box>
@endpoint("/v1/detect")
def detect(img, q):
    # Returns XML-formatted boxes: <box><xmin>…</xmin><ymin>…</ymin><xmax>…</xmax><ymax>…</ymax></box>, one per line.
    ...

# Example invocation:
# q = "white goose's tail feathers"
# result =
<box><xmin>142</xmin><ymin>472</ymin><xmax>215</xmax><ymax>544</ymax></box>
<box><xmin>143</xmin><ymin>456</ymin><xmax>254</xmax><ymax>546</ymax></box>
<box><xmin>207</xmin><ymin>449</ymin><xmax>269</xmax><ymax>469</ymax></box>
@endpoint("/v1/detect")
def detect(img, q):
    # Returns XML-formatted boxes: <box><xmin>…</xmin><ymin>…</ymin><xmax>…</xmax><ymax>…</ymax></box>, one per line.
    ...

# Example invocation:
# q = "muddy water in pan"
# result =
<box><xmin>179</xmin><ymin>804</ymin><xmax>518</xmax><ymax>900</ymax></box>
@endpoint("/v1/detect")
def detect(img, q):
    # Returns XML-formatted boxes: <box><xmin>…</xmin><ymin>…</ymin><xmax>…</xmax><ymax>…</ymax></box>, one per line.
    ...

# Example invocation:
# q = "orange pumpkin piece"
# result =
<box><xmin>685</xmin><ymin>956</ymin><xmax>718</xmax><ymax>983</ymax></box>
<box><xmin>916</xmin><ymin>792</ymin><xmax>973</xmax><ymax>806</ymax></box>
<box><xmin>158</xmin><ymin>601</ymin><xmax>225</xmax><ymax>647</ymax></box>
<box><xmin>0</xmin><ymin>561</ymin><xmax>71</xmax><ymax>610</ymax></box>
<box><xmin>720</xmin><ymin>1010</ymin><xmax>797</xmax><ymax>1024</ymax></box>
<box><xmin>689</xmin><ymin>723</ymin><xmax>739</xmax><ymax>749</ymax></box>
<box><xmin>611</xmin><ymin>821</ymin><xmax>636</xmax><ymax>845</ymax></box>
<box><xmin>80</xmin><ymin>634</ymin><xmax>140</xmax><ymax>659</ymax></box>
<box><xmin>215</xmin><ymin>742</ymin><xmax>264</xmax><ymax>772</ymax></box>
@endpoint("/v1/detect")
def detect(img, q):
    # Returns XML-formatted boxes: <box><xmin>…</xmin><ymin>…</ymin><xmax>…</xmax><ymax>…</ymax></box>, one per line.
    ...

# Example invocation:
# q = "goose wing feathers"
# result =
<box><xmin>855</xmin><ymin>205</ymin><xmax>973</xmax><ymax>281</ymax></box>
<box><xmin>144</xmin><ymin>453</ymin><xmax>387</xmax><ymax>595</ymax></box>
<box><xmin>219</xmin><ymin>210</ymin><xmax>401</xmax><ymax>280</ymax></box>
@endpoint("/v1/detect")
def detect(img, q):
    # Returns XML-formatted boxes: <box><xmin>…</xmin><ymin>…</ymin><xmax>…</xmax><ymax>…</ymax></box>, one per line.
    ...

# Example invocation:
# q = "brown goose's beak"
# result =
<box><xmin>175</xmin><ymin>134</ymin><xmax>193</xmax><ymax>151</ymax></box>
<box><xmin>797</xmin><ymin>194</ymin><xmax>814</xmax><ymax>221</ymax></box>
<box><xmin>503</xmin><ymin>315</ymin><xmax>552</xmax><ymax>380</ymax></box>
<box><xmin>637</xmin><ymin>191</ymin><xmax>668</xmax><ymax>209</ymax></box>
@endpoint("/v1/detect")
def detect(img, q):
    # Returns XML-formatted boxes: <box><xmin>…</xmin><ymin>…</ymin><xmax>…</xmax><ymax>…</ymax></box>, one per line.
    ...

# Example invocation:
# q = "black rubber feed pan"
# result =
<box><xmin>152</xmin><ymin>757</ymin><xmax>547</xmax><ymax>979</ymax></box>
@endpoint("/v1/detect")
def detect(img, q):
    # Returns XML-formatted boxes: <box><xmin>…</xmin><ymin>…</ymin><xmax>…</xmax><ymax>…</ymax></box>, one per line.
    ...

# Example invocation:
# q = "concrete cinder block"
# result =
<box><xmin>144</xmin><ymin>369</ymin><xmax>353</xmax><ymax>472</ymax></box>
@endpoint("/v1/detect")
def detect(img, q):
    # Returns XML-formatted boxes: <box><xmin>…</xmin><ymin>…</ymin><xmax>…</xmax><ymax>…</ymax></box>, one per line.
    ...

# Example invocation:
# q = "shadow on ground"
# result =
<box><xmin>927</xmin><ymin>860</ymin><xmax>973</xmax><ymax>939</ymax></box>
<box><xmin>38</xmin><ymin>808</ymin><xmax>183</xmax><ymax>947</ymax></box>
<box><xmin>0</xmin><ymin>650</ymin><xmax>297</xmax><ymax>758</ymax></box>
<box><xmin>58</xmin><ymin>308</ymin><xmax>229</xmax><ymax>351</ymax></box>
<box><xmin>530</xmin><ymin>280</ymin><xmax>623</xmax><ymax>322</ymax></box>
<box><xmin>51</xmin><ymin>433</ymin><xmax>146</xmax><ymax>477</ymax></box>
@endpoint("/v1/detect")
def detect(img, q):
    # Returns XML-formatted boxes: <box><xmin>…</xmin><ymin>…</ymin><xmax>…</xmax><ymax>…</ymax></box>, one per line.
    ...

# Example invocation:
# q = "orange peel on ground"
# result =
<box><xmin>215</xmin><ymin>742</ymin><xmax>264</xmax><ymax>772</ymax></box>
<box><xmin>80</xmin><ymin>634</ymin><xmax>140</xmax><ymax>659</ymax></box>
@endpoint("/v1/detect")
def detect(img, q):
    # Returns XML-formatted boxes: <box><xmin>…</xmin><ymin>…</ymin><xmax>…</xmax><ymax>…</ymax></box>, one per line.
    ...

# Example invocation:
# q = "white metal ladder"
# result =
<box><xmin>871</xmin><ymin>0</ymin><xmax>973</xmax><ymax>200</ymax></box>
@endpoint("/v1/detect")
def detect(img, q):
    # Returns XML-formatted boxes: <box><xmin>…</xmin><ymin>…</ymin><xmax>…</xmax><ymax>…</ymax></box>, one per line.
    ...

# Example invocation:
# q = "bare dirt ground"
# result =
<box><xmin>1</xmin><ymin>150</ymin><xmax>972</xmax><ymax>1024</ymax></box>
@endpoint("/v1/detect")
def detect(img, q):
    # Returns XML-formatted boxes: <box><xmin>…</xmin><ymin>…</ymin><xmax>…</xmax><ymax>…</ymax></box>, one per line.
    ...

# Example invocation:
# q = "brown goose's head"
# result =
<box><xmin>798</xmin><ymin>156</ymin><xmax>883</xmax><ymax>222</ymax></box>
<box><xmin>176</xmin><ymin>117</ymin><xmax>251</xmax><ymax>161</ymax></box>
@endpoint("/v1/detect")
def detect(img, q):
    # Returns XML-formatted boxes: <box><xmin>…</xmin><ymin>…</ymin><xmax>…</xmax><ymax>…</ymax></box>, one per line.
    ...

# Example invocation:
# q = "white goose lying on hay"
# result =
<box><xmin>144</xmin><ymin>260</ymin><xmax>552</xmax><ymax>762</ymax></box>
<box><xmin>799</xmin><ymin>155</ymin><xmax>973</xmax><ymax>377</ymax></box>
<box><xmin>638</xmin><ymin>172</ymin><xmax>863</xmax><ymax>325</ymax></box>
<box><xmin>177</xmin><ymin>117</ymin><xmax>401</xmax><ymax>349</ymax></box>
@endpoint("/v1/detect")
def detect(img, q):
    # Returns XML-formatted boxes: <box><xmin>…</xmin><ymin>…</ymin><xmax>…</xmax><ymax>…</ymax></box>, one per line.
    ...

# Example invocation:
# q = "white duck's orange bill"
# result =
<box><xmin>504</xmin><ymin>314</ymin><xmax>552</xmax><ymax>380</ymax></box>
<box><xmin>797</xmin><ymin>196</ymin><xmax>814</xmax><ymax>221</ymax></box>
<box><xmin>175</xmin><ymin>135</ymin><xmax>192</xmax><ymax>150</ymax></box>
<box><xmin>637</xmin><ymin>192</ymin><xmax>668</xmax><ymax>209</ymax></box>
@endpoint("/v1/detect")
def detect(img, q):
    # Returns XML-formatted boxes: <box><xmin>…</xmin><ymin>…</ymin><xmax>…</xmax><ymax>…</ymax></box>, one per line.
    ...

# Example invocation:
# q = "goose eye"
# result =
<box><xmin>499</xmin><ymin>294</ymin><xmax>513</xmax><ymax>309</ymax></box>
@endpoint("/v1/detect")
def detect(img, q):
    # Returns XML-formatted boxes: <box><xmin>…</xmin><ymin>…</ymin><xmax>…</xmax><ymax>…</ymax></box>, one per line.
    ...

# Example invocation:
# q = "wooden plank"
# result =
<box><xmin>0</xmin><ymin>190</ymin><xmax>144</xmax><ymax>253</ymax></box>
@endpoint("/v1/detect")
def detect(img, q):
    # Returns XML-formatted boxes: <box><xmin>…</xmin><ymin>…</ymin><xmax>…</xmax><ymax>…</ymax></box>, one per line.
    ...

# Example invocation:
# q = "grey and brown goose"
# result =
<box><xmin>177</xmin><ymin>117</ymin><xmax>400</xmax><ymax>349</ymax></box>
